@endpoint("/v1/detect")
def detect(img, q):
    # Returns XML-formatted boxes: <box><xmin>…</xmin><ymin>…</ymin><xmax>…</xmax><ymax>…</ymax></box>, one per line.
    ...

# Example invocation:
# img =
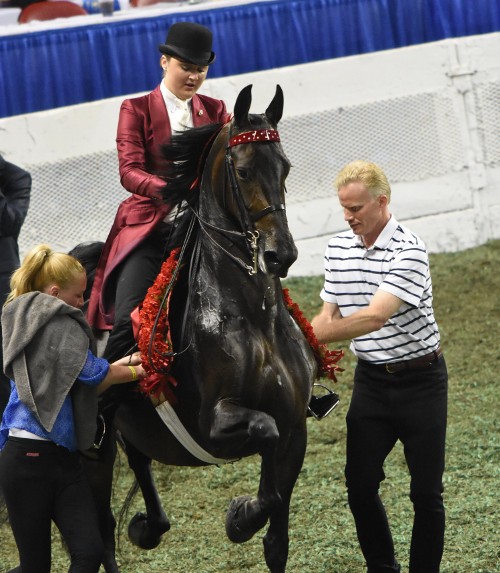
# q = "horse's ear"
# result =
<box><xmin>265</xmin><ymin>85</ymin><xmax>284</xmax><ymax>126</ymax></box>
<box><xmin>233</xmin><ymin>84</ymin><xmax>253</xmax><ymax>128</ymax></box>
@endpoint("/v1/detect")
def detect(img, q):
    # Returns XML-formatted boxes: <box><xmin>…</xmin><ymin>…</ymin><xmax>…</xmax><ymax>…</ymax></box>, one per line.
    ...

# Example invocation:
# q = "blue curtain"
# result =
<box><xmin>1</xmin><ymin>0</ymin><xmax>499</xmax><ymax>118</ymax></box>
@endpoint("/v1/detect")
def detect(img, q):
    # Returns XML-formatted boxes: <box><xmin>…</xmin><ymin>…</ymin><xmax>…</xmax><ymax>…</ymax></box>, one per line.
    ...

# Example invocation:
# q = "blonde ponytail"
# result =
<box><xmin>5</xmin><ymin>244</ymin><xmax>85</xmax><ymax>305</ymax></box>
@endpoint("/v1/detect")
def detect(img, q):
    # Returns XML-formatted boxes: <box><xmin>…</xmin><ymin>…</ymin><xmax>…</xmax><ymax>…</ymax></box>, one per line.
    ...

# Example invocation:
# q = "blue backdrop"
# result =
<box><xmin>0</xmin><ymin>0</ymin><xmax>499</xmax><ymax>118</ymax></box>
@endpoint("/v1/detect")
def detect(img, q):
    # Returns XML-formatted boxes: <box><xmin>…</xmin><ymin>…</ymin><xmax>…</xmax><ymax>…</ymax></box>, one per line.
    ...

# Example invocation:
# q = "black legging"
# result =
<box><xmin>0</xmin><ymin>437</ymin><xmax>103</xmax><ymax>573</ymax></box>
<box><xmin>102</xmin><ymin>222</ymin><xmax>182</xmax><ymax>364</ymax></box>
<box><xmin>103</xmin><ymin>235</ymin><xmax>165</xmax><ymax>364</ymax></box>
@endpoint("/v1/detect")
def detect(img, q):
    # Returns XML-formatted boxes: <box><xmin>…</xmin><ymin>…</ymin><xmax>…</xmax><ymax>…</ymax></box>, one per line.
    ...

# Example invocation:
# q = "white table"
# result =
<box><xmin>0</xmin><ymin>0</ymin><xmax>273</xmax><ymax>36</ymax></box>
<box><xmin>0</xmin><ymin>6</ymin><xmax>20</xmax><ymax>25</ymax></box>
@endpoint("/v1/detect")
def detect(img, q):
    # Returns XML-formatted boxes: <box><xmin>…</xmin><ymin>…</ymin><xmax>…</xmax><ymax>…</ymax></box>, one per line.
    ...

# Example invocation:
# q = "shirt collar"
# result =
<box><xmin>374</xmin><ymin>215</ymin><xmax>398</xmax><ymax>248</ymax></box>
<box><xmin>160</xmin><ymin>82</ymin><xmax>192</xmax><ymax>113</ymax></box>
<box><xmin>353</xmin><ymin>215</ymin><xmax>398</xmax><ymax>250</ymax></box>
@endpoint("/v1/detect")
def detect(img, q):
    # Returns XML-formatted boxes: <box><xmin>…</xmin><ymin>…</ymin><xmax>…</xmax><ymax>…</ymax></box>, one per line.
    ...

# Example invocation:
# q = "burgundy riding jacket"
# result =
<box><xmin>87</xmin><ymin>85</ymin><xmax>228</xmax><ymax>331</ymax></box>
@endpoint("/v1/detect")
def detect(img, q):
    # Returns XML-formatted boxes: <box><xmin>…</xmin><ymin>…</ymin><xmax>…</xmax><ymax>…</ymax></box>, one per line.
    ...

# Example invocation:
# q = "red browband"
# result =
<box><xmin>228</xmin><ymin>129</ymin><xmax>280</xmax><ymax>147</ymax></box>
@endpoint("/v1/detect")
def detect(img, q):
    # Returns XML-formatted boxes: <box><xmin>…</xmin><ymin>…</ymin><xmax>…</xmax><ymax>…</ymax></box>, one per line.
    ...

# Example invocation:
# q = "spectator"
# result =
<box><xmin>0</xmin><ymin>155</ymin><xmax>31</xmax><ymax>414</ymax></box>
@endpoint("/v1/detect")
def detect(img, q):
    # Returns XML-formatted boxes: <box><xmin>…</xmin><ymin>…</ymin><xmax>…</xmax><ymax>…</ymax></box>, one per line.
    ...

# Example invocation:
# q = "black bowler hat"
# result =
<box><xmin>158</xmin><ymin>22</ymin><xmax>216</xmax><ymax>66</ymax></box>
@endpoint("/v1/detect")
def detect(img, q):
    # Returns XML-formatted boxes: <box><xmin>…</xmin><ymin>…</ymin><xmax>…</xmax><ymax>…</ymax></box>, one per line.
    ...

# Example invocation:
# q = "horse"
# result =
<box><xmin>78</xmin><ymin>84</ymin><xmax>319</xmax><ymax>573</ymax></box>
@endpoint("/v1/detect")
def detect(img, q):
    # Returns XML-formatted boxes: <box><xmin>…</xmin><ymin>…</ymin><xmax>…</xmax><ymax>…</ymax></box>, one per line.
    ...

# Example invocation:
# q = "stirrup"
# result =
<box><xmin>80</xmin><ymin>414</ymin><xmax>106</xmax><ymax>460</ymax></box>
<box><xmin>307</xmin><ymin>384</ymin><xmax>340</xmax><ymax>420</ymax></box>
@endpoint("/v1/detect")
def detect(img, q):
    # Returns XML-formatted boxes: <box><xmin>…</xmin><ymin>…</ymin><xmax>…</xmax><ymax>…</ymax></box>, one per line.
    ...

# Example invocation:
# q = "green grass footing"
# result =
<box><xmin>1</xmin><ymin>240</ymin><xmax>498</xmax><ymax>572</ymax></box>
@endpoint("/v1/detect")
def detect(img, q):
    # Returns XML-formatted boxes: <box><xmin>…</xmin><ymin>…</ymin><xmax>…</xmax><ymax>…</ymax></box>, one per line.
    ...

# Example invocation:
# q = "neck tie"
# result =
<box><xmin>179</xmin><ymin>102</ymin><xmax>190</xmax><ymax>130</ymax></box>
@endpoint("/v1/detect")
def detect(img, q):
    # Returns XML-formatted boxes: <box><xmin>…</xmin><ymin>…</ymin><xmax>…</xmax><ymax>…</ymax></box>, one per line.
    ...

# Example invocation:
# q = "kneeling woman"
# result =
<box><xmin>0</xmin><ymin>244</ymin><xmax>146</xmax><ymax>573</ymax></box>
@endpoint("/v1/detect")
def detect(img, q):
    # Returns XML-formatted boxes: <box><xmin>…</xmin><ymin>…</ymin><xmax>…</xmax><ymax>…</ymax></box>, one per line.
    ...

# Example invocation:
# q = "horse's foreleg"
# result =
<box><xmin>208</xmin><ymin>403</ymin><xmax>281</xmax><ymax>545</ymax></box>
<box><xmin>263</xmin><ymin>424</ymin><xmax>307</xmax><ymax>573</ymax></box>
<box><xmin>123</xmin><ymin>438</ymin><xmax>171</xmax><ymax>550</ymax></box>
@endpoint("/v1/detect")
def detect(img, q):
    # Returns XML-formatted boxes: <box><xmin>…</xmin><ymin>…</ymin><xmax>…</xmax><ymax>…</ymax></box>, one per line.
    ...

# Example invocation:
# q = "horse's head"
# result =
<box><xmin>214</xmin><ymin>84</ymin><xmax>297</xmax><ymax>278</ymax></box>
<box><xmin>162</xmin><ymin>85</ymin><xmax>298</xmax><ymax>279</ymax></box>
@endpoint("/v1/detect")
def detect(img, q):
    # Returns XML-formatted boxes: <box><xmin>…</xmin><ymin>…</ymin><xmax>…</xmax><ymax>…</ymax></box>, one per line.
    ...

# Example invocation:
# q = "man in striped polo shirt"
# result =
<box><xmin>312</xmin><ymin>160</ymin><xmax>448</xmax><ymax>573</ymax></box>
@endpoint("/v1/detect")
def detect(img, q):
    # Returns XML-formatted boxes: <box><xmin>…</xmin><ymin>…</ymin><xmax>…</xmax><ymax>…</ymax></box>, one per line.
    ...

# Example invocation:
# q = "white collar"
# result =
<box><xmin>160</xmin><ymin>82</ymin><xmax>192</xmax><ymax>114</ymax></box>
<box><xmin>354</xmin><ymin>215</ymin><xmax>398</xmax><ymax>250</ymax></box>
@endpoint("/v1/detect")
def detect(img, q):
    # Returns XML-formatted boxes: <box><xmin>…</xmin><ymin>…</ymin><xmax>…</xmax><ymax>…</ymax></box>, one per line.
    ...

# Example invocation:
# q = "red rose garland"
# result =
<box><xmin>136</xmin><ymin>255</ymin><xmax>344</xmax><ymax>399</ymax></box>
<box><xmin>137</xmin><ymin>247</ymin><xmax>181</xmax><ymax>401</ymax></box>
<box><xmin>282</xmin><ymin>288</ymin><xmax>344</xmax><ymax>381</ymax></box>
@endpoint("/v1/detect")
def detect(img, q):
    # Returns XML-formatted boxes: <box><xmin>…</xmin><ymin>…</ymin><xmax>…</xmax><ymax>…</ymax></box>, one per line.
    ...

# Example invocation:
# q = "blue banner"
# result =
<box><xmin>1</xmin><ymin>0</ymin><xmax>499</xmax><ymax>117</ymax></box>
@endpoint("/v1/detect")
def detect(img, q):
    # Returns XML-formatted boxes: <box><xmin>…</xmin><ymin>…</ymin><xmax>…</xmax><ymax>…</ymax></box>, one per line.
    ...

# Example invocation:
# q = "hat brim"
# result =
<box><xmin>158</xmin><ymin>44</ymin><xmax>215</xmax><ymax>66</ymax></box>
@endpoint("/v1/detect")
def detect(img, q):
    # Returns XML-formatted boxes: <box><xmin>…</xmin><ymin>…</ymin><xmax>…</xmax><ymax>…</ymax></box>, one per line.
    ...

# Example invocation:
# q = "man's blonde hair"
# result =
<box><xmin>334</xmin><ymin>160</ymin><xmax>391</xmax><ymax>201</ymax></box>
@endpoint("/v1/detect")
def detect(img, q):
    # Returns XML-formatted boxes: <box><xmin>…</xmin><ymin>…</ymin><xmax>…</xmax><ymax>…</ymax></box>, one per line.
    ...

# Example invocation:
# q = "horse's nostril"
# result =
<box><xmin>264</xmin><ymin>251</ymin><xmax>279</xmax><ymax>266</ymax></box>
<box><xmin>264</xmin><ymin>251</ymin><xmax>286</xmax><ymax>277</ymax></box>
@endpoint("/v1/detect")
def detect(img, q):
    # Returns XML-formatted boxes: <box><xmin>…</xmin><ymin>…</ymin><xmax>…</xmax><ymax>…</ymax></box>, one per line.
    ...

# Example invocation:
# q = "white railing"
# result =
<box><xmin>0</xmin><ymin>32</ymin><xmax>499</xmax><ymax>276</ymax></box>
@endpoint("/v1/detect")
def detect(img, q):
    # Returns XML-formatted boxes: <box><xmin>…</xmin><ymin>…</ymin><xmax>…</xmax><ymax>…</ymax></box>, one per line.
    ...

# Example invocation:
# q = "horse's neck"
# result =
<box><xmin>195</xmin><ymin>245</ymin><xmax>281</xmax><ymax>317</ymax></box>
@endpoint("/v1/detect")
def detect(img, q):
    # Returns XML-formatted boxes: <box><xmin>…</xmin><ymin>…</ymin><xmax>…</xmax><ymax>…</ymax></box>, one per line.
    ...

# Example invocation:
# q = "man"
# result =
<box><xmin>0</xmin><ymin>155</ymin><xmax>31</xmax><ymax>413</ymax></box>
<box><xmin>312</xmin><ymin>160</ymin><xmax>448</xmax><ymax>573</ymax></box>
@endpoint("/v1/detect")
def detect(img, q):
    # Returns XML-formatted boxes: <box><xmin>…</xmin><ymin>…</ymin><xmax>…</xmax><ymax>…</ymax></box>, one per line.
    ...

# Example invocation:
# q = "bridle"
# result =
<box><xmin>152</xmin><ymin>126</ymin><xmax>287</xmax><ymax>360</ymax></box>
<box><xmin>190</xmin><ymin>127</ymin><xmax>286</xmax><ymax>276</ymax></box>
<box><xmin>227</xmin><ymin>128</ymin><xmax>286</xmax><ymax>222</ymax></box>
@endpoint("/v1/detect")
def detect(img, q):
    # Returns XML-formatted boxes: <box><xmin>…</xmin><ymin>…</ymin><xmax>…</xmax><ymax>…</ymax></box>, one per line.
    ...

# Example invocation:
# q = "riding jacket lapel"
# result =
<box><xmin>149</xmin><ymin>85</ymin><xmax>171</xmax><ymax>150</ymax></box>
<box><xmin>192</xmin><ymin>96</ymin><xmax>211</xmax><ymax>127</ymax></box>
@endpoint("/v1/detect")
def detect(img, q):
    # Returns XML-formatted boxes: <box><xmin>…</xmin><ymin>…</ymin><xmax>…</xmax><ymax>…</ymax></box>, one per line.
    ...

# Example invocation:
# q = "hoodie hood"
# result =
<box><xmin>2</xmin><ymin>292</ymin><xmax>97</xmax><ymax>446</ymax></box>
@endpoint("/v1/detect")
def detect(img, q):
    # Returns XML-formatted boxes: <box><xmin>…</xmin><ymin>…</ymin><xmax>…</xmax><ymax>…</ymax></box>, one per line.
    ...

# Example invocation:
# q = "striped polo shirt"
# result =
<box><xmin>320</xmin><ymin>216</ymin><xmax>441</xmax><ymax>363</ymax></box>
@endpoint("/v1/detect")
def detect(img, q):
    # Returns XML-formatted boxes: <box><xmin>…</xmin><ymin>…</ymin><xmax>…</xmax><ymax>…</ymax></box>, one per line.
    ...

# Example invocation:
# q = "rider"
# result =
<box><xmin>87</xmin><ymin>21</ymin><xmax>229</xmax><ymax>365</ymax></box>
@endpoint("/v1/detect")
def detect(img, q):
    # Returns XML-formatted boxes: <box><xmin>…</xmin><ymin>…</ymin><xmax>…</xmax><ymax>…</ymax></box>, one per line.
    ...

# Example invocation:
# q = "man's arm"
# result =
<box><xmin>311</xmin><ymin>289</ymin><xmax>404</xmax><ymax>344</ymax></box>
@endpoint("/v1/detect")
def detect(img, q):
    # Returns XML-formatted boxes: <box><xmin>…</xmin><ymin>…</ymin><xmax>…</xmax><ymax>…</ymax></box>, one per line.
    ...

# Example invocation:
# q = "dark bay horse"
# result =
<box><xmin>82</xmin><ymin>84</ymin><xmax>318</xmax><ymax>573</ymax></box>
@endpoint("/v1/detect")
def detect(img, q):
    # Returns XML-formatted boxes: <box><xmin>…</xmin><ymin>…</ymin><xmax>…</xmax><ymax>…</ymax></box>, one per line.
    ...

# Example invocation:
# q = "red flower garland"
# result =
<box><xmin>137</xmin><ymin>247</ymin><xmax>181</xmax><ymax>401</ymax></box>
<box><xmin>282</xmin><ymin>288</ymin><xmax>344</xmax><ymax>381</ymax></box>
<box><xmin>136</xmin><ymin>253</ymin><xmax>343</xmax><ymax>399</ymax></box>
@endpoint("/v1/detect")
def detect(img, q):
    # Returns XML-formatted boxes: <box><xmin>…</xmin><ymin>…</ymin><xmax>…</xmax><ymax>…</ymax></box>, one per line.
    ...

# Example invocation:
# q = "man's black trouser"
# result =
<box><xmin>345</xmin><ymin>356</ymin><xmax>448</xmax><ymax>573</ymax></box>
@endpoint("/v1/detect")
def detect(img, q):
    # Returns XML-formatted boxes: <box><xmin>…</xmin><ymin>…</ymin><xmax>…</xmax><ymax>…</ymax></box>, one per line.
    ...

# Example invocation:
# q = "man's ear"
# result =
<box><xmin>379</xmin><ymin>194</ymin><xmax>389</xmax><ymax>208</ymax></box>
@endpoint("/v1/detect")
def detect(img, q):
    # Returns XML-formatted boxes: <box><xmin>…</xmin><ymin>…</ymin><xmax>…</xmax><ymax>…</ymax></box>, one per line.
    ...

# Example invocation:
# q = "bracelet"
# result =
<box><xmin>127</xmin><ymin>365</ymin><xmax>138</xmax><ymax>381</ymax></box>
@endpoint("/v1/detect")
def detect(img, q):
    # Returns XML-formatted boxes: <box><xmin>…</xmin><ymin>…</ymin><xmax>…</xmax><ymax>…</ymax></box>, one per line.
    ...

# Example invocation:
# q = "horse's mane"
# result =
<box><xmin>160</xmin><ymin>122</ymin><xmax>226</xmax><ymax>205</ymax></box>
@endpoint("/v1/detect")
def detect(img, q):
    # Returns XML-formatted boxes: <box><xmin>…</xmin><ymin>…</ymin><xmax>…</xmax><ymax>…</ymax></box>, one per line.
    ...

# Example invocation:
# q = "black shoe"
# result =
<box><xmin>307</xmin><ymin>387</ymin><xmax>340</xmax><ymax>420</ymax></box>
<box><xmin>367</xmin><ymin>563</ymin><xmax>400</xmax><ymax>573</ymax></box>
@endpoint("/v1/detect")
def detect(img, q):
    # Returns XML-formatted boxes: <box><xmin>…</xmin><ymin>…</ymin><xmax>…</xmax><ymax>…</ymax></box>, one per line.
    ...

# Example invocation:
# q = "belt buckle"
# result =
<box><xmin>385</xmin><ymin>362</ymin><xmax>398</xmax><ymax>374</ymax></box>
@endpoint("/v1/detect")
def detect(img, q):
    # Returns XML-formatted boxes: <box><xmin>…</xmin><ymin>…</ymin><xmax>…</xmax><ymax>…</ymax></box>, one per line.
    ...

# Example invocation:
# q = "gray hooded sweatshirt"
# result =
<box><xmin>2</xmin><ymin>291</ymin><xmax>98</xmax><ymax>450</ymax></box>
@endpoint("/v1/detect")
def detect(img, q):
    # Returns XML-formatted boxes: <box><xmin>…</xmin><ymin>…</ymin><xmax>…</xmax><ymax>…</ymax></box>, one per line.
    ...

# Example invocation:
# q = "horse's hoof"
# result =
<box><xmin>225</xmin><ymin>495</ymin><xmax>269</xmax><ymax>543</ymax></box>
<box><xmin>128</xmin><ymin>511</ymin><xmax>170</xmax><ymax>550</ymax></box>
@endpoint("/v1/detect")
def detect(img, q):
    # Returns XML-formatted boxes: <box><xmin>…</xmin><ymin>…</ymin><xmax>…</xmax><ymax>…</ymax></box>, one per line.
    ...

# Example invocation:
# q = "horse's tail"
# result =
<box><xmin>68</xmin><ymin>241</ymin><xmax>105</xmax><ymax>309</ymax></box>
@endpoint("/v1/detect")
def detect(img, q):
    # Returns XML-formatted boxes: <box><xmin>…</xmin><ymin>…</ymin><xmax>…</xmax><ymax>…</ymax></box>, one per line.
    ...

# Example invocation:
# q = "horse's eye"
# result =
<box><xmin>236</xmin><ymin>168</ymin><xmax>249</xmax><ymax>180</ymax></box>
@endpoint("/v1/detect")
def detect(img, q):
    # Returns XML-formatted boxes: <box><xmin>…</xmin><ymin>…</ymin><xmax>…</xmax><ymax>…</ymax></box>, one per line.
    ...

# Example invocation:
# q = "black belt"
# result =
<box><xmin>359</xmin><ymin>347</ymin><xmax>443</xmax><ymax>374</ymax></box>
